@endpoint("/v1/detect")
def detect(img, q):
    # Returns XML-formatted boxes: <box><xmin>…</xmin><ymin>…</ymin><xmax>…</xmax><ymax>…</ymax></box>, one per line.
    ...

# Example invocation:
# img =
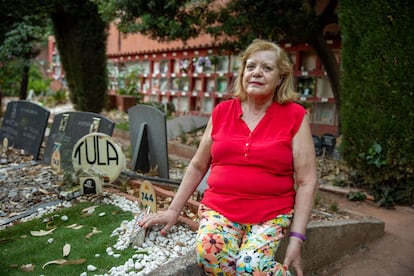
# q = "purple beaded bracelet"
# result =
<box><xmin>289</xmin><ymin>231</ymin><xmax>306</xmax><ymax>241</ymax></box>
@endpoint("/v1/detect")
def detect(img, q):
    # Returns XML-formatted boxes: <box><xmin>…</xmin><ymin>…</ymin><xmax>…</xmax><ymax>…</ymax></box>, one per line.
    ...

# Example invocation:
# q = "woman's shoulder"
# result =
<box><xmin>213</xmin><ymin>98</ymin><xmax>239</xmax><ymax>113</ymax></box>
<box><xmin>278</xmin><ymin>101</ymin><xmax>306</xmax><ymax>115</ymax></box>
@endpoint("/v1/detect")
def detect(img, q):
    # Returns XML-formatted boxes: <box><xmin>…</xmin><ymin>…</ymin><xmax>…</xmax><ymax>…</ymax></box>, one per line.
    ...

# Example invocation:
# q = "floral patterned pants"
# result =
<box><xmin>196</xmin><ymin>204</ymin><xmax>293</xmax><ymax>276</ymax></box>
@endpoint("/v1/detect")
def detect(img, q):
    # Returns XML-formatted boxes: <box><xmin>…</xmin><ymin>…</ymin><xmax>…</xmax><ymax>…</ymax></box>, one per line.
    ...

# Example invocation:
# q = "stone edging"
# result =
<box><xmin>148</xmin><ymin>217</ymin><xmax>385</xmax><ymax>275</ymax></box>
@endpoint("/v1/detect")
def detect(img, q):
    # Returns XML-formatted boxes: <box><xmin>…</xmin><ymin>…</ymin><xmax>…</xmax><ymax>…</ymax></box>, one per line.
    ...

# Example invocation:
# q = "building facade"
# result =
<box><xmin>48</xmin><ymin>24</ymin><xmax>341</xmax><ymax>136</ymax></box>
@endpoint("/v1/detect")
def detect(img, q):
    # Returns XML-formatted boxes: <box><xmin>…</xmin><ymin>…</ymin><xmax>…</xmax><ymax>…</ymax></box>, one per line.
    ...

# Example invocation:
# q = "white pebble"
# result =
<box><xmin>87</xmin><ymin>264</ymin><xmax>97</xmax><ymax>271</ymax></box>
<box><xmin>61</xmin><ymin>215</ymin><xmax>68</xmax><ymax>221</ymax></box>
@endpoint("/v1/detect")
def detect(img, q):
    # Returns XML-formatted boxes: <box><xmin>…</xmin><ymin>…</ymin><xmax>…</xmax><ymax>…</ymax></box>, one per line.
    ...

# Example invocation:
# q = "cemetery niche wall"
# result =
<box><xmin>128</xmin><ymin>104</ymin><xmax>169</xmax><ymax>179</ymax></box>
<box><xmin>42</xmin><ymin>111</ymin><xmax>115</xmax><ymax>172</ymax></box>
<box><xmin>0</xmin><ymin>100</ymin><xmax>50</xmax><ymax>160</ymax></box>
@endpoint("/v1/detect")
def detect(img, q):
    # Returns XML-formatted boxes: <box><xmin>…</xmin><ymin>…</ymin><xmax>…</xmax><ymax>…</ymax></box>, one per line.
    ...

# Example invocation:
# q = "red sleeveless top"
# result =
<box><xmin>201</xmin><ymin>98</ymin><xmax>306</xmax><ymax>223</ymax></box>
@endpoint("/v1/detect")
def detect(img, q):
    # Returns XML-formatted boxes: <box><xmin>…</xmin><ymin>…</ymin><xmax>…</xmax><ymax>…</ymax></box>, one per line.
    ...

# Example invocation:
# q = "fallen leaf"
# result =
<box><xmin>30</xmin><ymin>228</ymin><xmax>56</xmax><ymax>237</ymax></box>
<box><xmin>65</xmin><ymin>223</ymin><xmax>83</xmax><ymax>230</ymax></box>
<box><xmin>81</xmin><ymin>205</ymin><xmax>99</xmax><ymax>214</ymax></box>
<box><xmin>42</xmin><ymin>258</ymin><xmax>87</xmax><ymax>269</ymax></box>
<box><xmin>63</xmin><ymin>243</ymin><xmax>71</xmax><ymax>257</ymax></box>
<box><xmin>64</xmin><ymin>258</ymin><xmax>87</xmax><ymax>265</ymax></box>
<box><xmin>38</xmin><ymin>188</ymin><xmax>50</xmax><ymax>195</ymax></box>
<box><xmin>85</xmin><ymin>227</ymin><xmax>102</xmax><ymax>239</ymax></box>
<box><xmin>42</xmin><ymin>259</ymin><xmax>67</xmax><ymax>269</ymax></box>
<box><xmin>20</xmin><ymin>263</ymin><xmax>35</xmax><ymax>272</ymax></box>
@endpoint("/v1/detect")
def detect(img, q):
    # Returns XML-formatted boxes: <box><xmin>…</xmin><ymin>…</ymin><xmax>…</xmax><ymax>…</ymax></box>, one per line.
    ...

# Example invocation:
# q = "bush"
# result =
<box><xmin>340</xmin><ymin>0</ymin><xmax>414</xmax><ymax>206</ymax></box>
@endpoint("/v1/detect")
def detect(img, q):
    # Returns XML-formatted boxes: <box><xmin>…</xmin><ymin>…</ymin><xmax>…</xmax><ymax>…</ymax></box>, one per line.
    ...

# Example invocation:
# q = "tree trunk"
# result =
<box><xmin>308</xmin><ymin>33</ymin><xmax>341</xmax><ymax>132</ymax></box>
<box><xmin>50</xmin><ymin>1</ymin><xmax>108</xmax><ymax>113</ymax></box>
<box><xmin>19</xmin><ymin>61</ymin><xmax>30</xmax><ymax>100</ymax></box>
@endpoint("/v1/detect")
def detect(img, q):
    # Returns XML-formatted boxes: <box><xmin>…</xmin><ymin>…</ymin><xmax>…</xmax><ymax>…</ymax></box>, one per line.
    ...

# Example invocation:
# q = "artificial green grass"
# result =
<box><xmin>0</xmin><ymin>202</ymin><xmax>137</xmax><ymax>275</ymax></box>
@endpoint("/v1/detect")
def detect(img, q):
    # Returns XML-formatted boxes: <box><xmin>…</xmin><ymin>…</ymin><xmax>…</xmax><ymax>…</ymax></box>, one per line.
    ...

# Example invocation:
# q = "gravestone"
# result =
<box><xmin>321</xmin><ymin>133</ymin><xmax>336</xmax><ymax>155</ymax></box>
<box><xmin>0</xmin><ymin>100</ymin><xmax>50</xmax><ymax>160</ymax></box>
<box><xmin>42</xmin><ymin>111</ymin><xmax>115</xmax><ymax>172</ymax></box>
<box><xmin>72</xmin><ymin>133</ymin><xmax>126</xmax><ymax>194</ymax></box>
<box><xmin>312</xmin><ymin>135</ymin><xmax>322</xmax><ymax>156</ymax></box>
<box><xmin>128</xmin><ymin>104</ymin><xmax>169</xmax><ymax>179</ymax></box>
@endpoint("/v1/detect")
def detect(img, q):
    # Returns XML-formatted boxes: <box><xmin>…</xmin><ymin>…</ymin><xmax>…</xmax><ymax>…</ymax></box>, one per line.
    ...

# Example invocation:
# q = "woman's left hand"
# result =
<box><xmin>283</xmin><ymin>238</ymin><xmax>303</xmax><ymax>276</ymax></box>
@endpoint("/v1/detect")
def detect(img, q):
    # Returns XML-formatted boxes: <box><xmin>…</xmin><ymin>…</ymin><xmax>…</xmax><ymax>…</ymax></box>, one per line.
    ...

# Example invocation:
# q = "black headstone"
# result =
<box><xmin>0</xmin><ymin>100</ymin><xmax>50</xmax><ymax>160</ymax></box>
<box><xmin>42</xmin><ymin>111</ymin><xmax>115</xmax><ymax>172</ymax></box>
<box><xmin>321</xmin><ymin>133</ymin><xmax>336</xmax><ymax>155</ymax></box>
<box><xmin>128</xmin><ymin>104</ymin><xmax>169</xmax><ymax>179</ymax></box>
<box><xmin>312</xmin><ymin>135</ymin><xmax>322</xmax><ymax>156</ymax></box>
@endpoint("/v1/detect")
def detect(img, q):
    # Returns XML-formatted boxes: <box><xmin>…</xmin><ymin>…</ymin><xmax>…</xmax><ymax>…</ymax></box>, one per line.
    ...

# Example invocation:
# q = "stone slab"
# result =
<box><xmin>128</xmin><ymin>105</ymin><xmax>169</xmax><ymax>179</ymax></box>
<box><xmin>42</xmin><ymin>111</ymin><xmax>115</xmax><ymax>172</ymax></box>
<box><xmin>0</xmin><ymin>100</ymin><xmax>50</xmax><ymax>160</ymax></box>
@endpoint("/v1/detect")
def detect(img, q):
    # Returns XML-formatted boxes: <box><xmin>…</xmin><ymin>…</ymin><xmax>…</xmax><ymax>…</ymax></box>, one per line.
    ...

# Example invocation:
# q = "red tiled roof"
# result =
<box><xmin>106</xmin><ymin>23</ymin><xmax>221</xmax><ymax>56</ymax></box>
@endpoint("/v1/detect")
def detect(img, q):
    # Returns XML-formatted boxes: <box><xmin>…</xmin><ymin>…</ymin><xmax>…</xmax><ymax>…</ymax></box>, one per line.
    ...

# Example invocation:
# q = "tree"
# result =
<box><xmin>49</xmin><ymin>1</ymin><xmax>108</xmax><ymax>112</ymax></box>
<box><xmin>0</xmin><ymin>0</ymin><xmax>109</xmax><ymax>113</ymax></box>
<box><xmin>98</xmin><ymin>0</ymin><xmax>340</xmax><ymax>121</ymax></box>
<box><xmin>0</xmin><ymin>0</ymin><xmax>48</xmax><ymax>100</ymax></box>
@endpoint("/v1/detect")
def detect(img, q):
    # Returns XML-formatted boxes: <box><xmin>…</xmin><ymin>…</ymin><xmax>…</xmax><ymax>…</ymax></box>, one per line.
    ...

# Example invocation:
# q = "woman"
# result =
<box><xmin>139</xmin><ymin>39</ymin><xmax>317</xmax><ymax>276</ymax></box>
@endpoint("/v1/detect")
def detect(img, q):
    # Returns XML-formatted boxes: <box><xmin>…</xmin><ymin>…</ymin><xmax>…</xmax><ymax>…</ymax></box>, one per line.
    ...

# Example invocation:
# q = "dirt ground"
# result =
<box><xmin>312</xmin><ymin>191</ymin><xmax>414</xmax><ymax>276</ymax></box>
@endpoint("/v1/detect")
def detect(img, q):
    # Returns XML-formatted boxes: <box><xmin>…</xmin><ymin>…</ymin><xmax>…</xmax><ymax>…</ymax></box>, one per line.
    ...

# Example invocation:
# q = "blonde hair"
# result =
<box><xmin>232</xmin><ymin>39</ymin><xmax>298</xmax><ymax>104</ymax></box>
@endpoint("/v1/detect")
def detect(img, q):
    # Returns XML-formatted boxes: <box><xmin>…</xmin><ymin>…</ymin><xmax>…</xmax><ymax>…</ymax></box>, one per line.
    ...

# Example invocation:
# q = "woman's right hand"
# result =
<box><xmin>138</xmin><ymin>209</ymin><xmax>180</xmax><ymax>236</ymax></box>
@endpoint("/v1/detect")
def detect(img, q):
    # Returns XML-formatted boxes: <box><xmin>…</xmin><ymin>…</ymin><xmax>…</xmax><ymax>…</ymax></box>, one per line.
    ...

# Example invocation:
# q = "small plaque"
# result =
<box><xmin>1</xmin><ymin>138</ymin><xmax>8</xmax><ymax>164</ymax></box>
<box><xmin>80</xmin><ymin>176</ymin><xmax>103</xmax><ymax>194</ymax></box>
<box><xmin>51</xmin><ymin>144</ymin><xmax>61</xmax><ymax>172</ymax></box>
<box><xmin>2</xmin><ymin>137</ymin><xmax>8</xmax><ymax>150</ymax></box>
<box><xmin>138</xmin><ymin>180</ymin><xmax>157</xmax><ymax>213</ymax></box>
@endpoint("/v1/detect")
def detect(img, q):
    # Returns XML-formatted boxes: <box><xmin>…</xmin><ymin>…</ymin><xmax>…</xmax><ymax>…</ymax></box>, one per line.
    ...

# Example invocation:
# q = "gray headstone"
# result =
<box><xmin>321</xmin><ymin>133</ymin><xmax>336</xmax><ymax>155</ymax></box>
<box><xmin>42</xmin><ymin>111</ymin><xmax>115</xmax><ymax>172</ymax></box>
<box><xmin>0</xmin><ymin>100</ymin><xmax>50</xmax><ymax>160</ymax></box>
<box><xmin>166</xmin><ymin>115</ymin><xmax>209</xmax><ymax>139</ymax></box>
<box><xmin>128</xmin><ymin>105</ymin><xmax>169</xmax><ymax>179</ymax></box>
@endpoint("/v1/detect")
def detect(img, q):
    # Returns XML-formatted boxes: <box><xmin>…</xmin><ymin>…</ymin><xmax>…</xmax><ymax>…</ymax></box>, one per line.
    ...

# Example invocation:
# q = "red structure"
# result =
<box><xmin>48</xmin><ymin>23</ymin><xmax>341</xmax><ymax>136</ymax></box>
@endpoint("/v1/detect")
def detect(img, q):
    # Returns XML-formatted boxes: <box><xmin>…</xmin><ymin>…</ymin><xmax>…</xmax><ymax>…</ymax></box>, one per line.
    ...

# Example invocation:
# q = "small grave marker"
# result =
<box><xmin>138</xmin><ymin>180</ymin><xmax>157</xmax><ymax>213</ymax></box>
<box><xmin>0</xmin><ymin>100</ymin><xmax>50</xmax><ymax>160</ymax></box>
<box><xmin>72</xmin><ymin>132</ymin><xmax>125</xmax><ymax>195</ymax></box>
<box><xmin>312</xmin><ymin>135</ymin><xmax>322</xmax><ymax>156</ymax></box>
<box><xmin>1</xmin><ymin>138</ymin><xmax>8</xmax><ymax>164</ymax></box>
<box><xmin>321</xmin><ymin>133</ymin><xmax>336</xmax><ymax>155</ymax></box>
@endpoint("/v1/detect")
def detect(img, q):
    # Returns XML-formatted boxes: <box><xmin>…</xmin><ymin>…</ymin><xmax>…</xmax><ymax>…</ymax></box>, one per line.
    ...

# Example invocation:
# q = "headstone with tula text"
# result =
<box><xmin>42</xmin><ymin>111</ymin><xmax>115</xmax><ymax>172</ymax></box>
<box><xmin>0</xmin><ymin>100</ymin><xmax>50</xmax><ymax>160</ymax></box>
<box><xmin>72</xmin><ymin>133</ymin><xmax>125</xmax><ymax>195</ymax></box>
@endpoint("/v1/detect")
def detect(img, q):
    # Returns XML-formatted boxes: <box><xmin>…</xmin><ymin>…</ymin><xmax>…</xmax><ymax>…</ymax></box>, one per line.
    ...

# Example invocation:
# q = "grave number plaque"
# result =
<box><xmin>138</xmin><ymin>180</ymin><xmax>157</xmax><ymax>213</ymax></box>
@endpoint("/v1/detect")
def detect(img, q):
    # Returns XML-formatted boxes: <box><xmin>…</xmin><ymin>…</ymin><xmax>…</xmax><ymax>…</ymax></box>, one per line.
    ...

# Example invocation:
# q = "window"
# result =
<box><xmin>313</xmin><ymin>103</ymin><xmax>335</xmax><ymax>125</ymax></box>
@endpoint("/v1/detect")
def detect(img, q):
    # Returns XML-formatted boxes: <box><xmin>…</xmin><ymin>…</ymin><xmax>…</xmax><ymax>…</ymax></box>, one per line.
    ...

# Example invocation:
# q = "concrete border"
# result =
<box><xmin>148</xmin><ymin>217</ymin><xmax>385</xmax><ymax>275</ymax></box>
